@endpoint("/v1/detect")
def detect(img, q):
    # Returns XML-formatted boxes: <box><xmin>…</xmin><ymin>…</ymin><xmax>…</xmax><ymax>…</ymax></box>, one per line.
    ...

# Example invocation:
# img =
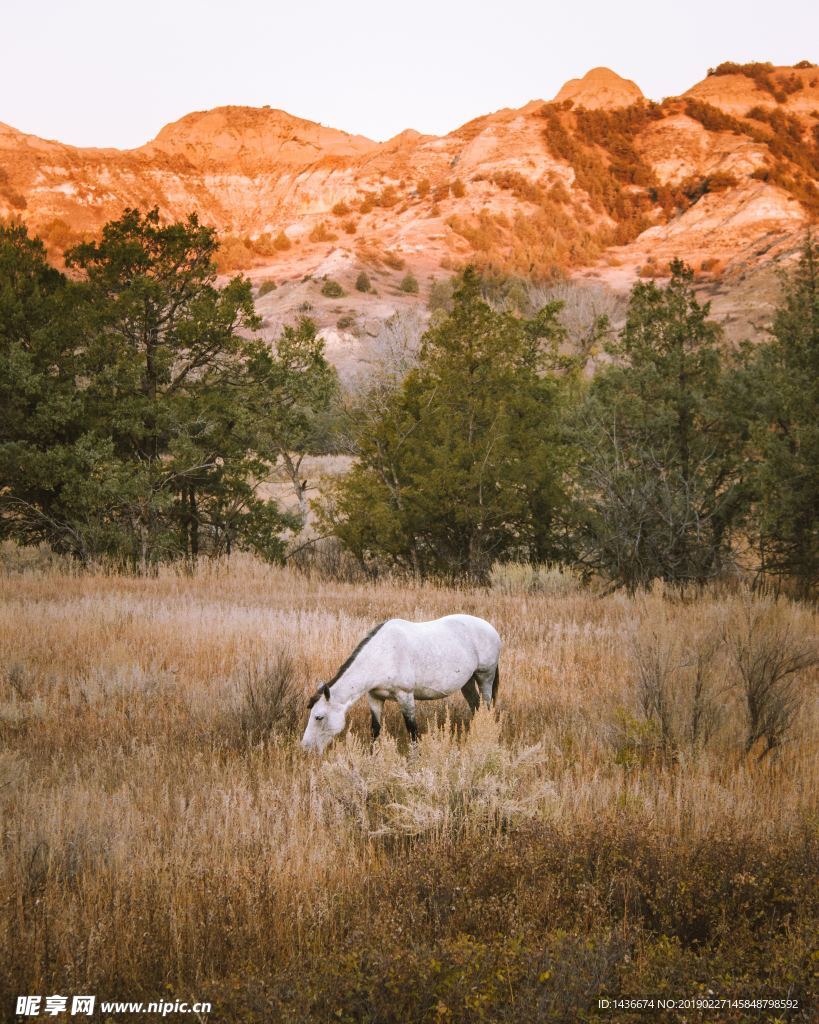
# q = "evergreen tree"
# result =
<box><xmin>1</xmin><ymin>211</ymin><xmax>336</xmax><ymax>567</ymax></box>
<box><xmin>324</xmin><ymin>267</ymin><xmax>574</xmax><ymax>577</ymax></box>
<box><xmin>247</xmin><ymin>317</ymin><xmax>338</xmax><ymax>527</ymax></box>
<box><xmin>0</xmin><ymin>222</ymin><xmax>89</xmax><ymax>553</ymax></box>
<box><xmin>573</xmin><ymin>260</ymin><xmax>747</xmax><ymax>588</ymax></box>
<box><xmin>749</xmin><ymin>237</ymin><xmax>818</xmax><ymax>596</ymax></box>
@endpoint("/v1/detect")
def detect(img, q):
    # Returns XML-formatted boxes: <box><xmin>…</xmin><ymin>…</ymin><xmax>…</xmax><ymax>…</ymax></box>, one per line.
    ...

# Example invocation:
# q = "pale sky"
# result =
<box><xmin>3</xmin><ymin>0</ymin><xmax>816</xmax><ymax>149</ymax></box>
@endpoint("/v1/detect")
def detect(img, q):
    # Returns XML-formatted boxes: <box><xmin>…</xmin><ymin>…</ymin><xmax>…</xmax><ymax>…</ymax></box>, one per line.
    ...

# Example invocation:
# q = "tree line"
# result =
<box><xmin>0</xmin><ymin>210</ymin><xmax>815</xmax><ymax>594</ymax></box>
<box><xmin>324</xmin><ymin>251</ymin><xmax>817</xmax><ymax>597</ymax></box>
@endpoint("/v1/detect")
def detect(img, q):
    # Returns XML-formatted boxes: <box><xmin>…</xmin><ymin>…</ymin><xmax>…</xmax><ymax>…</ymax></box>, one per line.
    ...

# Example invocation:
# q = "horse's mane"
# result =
<box><xmin>307</xmin><ymin>621</ymin><xmax>386</xmax><ymax>707</ymax></box>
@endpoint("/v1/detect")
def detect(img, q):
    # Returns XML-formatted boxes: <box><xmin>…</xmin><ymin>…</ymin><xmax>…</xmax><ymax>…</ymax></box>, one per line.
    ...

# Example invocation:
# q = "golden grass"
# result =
<box><xmin>1</xmin><ymin>556</ymin><xmax>816</xmax><ymax>1020</ymax></box>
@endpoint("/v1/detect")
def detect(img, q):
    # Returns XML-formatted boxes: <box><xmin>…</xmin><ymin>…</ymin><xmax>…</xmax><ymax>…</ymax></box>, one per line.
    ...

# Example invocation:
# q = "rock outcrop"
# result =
<box><xmin>553</xmin><ymin>66</ymin><xmax>644</xmax><ymax>109</ymax></box>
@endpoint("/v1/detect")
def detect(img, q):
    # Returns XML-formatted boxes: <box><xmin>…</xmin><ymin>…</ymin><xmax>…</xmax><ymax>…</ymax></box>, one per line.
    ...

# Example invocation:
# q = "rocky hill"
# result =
<box><xmin>1</xmin><ymin>61</ymin><xmax>817</xmax><ymax>368</ymax></box>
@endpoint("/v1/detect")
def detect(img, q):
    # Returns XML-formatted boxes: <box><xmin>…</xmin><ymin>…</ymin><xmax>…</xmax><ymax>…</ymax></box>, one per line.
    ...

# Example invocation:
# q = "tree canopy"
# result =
<box><xmin>0</xmin><ymin>210</ymin><xmax>336</xmax><ymax>568</ymax></box>
<box><xmin>323</xmin><ymin>267</ymin><xmax>576</xmax><ymax>578</ymax></box>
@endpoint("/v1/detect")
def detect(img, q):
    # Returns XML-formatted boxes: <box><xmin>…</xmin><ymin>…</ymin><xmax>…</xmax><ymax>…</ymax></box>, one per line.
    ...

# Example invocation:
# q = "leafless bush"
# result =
<box><xmin>366</xmin><ymin>307</ymin><xmax>425</xmax><ymax>383</ymax></box>
<box><xmin>289</xmin><ymin>536</ymin><xmax>370</xmax><ymax>583</ymax></box>
<box><xmin>0</xmin><ymin>540</ymin><xmax>66</xmax><ymax>575</ymax></box>
<box><xmin>630</xmin><ymin>617</ymin><xmax>724</xmax><ymax>756</ymax></box>
<box><xmin>725</xmin><ymin>601</ymin><xmax>817</xmax><ymax>759</ymax></box>
<box><xmin>234</xmin><ymin>650</ymin><xmax>303</xmax><ymax>744</ymax></box>
<box><xmin>526</xmin><ymin>278</ymin><xmax>627</xmax><ymax>352</ymax></box>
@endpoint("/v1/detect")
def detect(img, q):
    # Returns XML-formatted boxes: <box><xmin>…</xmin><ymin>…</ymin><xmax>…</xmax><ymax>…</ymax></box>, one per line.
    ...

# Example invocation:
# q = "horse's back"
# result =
<box><xmin>436</xmin><ymin>614</ymin><xmax>500</xmax><ymax>664</ymax></box>
<box><xmin>382</xmin><ymin>613</ymin><xmax>500</xmax><ymax>670</ymax></box>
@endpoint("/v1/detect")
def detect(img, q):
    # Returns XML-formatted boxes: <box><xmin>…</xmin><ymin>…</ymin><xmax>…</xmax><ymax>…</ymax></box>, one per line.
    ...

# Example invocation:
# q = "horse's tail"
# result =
<box><xmin>491</xmin><ymin>663</ymin><xmax>500</xmax><ymax>705</ymax></box>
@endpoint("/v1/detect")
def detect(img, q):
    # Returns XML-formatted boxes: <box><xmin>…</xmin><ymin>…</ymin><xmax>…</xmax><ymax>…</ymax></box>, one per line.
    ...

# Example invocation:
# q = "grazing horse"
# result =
<box><xmin>300</xmin><ymin>614</ymin><xmax>501</xmax><ymax>753</ymax></box>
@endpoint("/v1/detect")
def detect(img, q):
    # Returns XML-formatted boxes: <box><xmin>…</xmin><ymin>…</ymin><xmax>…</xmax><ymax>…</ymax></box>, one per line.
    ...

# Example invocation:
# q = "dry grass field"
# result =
<box><xmin>1</xmin><ymin>553</ymin><xmax>816</xmax><ymax>1022</ymax></box>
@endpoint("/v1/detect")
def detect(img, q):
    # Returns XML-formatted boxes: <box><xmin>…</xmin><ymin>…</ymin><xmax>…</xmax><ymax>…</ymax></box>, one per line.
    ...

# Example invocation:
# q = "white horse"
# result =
<box><xmin>300</xmin><ymin>614</ymin><xmax>501</xmax><ymax>753</ymax></box>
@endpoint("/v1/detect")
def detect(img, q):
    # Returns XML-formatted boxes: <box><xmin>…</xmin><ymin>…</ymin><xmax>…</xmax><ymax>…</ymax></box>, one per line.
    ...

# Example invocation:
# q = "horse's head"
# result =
<box><xmin>300</xmin><ymin>684</ymin><xmax>348</xmax><ymax>753</ymax></box>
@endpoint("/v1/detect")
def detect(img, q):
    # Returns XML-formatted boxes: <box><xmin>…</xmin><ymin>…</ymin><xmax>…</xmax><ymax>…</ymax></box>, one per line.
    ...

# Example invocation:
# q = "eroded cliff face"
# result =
<box><xmin>1</xmin><ymin>62</ymin><xmax>816</xmax><ymax>364</ymax></box>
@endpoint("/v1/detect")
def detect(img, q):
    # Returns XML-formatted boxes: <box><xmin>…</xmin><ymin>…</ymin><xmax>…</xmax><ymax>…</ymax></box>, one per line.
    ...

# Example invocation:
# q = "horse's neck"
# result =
<box><xmin>332</xmin><ymin>661</ymin><xmax>370</xmax><ymax>706</ymax></box>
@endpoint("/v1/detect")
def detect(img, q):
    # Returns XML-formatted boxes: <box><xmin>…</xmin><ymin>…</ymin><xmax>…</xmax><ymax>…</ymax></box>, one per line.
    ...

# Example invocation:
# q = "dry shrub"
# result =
<box><xmin>725</xmin><ymin>598</ymin><xmax>817</xmax><ymax>758</ymax></box>
<box><xmin>309</xmin><ymin>221</ymin><xmax>337</xmax><ymax>243</ymax></box>
<box><xmin>382</xmin><ymin>249</ymin><xmax>406</xmax><ymax>270</ymax></box>
<box><xmin>629</xmin><ymin>609</ymin><xmax>725</xmax><ymax>757</ymax></box>
<box><xmin>230</xmin><ymin>649</ymin><xmax>303</xmax><ymax>745</ymax></box>
<box><xmin>288</xmin><ymin>535</ymin><xmax>369</xmax><ymax>583</ymax></box>
<box><xmin>319</xmin><ymin>709</ymin><xmax>551</xmax><ymax>839</ymax></box>
<box><xmin>489</xmin><ymin>561</ymin><xmax>582</xmax><ymax>597</ymax></box>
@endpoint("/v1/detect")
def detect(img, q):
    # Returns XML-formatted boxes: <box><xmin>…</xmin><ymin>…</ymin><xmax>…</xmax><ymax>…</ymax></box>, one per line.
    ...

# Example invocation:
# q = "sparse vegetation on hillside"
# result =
<box><xmin>309</xmin><ymin>220</ymin><xmax>338</xmax><ymax>243</ymax></box>
<box><xmin>706</xmin><ymin>61</ymin><xmax>807</xmax><ymax>102</ymax></box>
<box><xmin>683</xmin><ymin>100</ymin><xmax>819</xmax><ymax>215</ymax></box>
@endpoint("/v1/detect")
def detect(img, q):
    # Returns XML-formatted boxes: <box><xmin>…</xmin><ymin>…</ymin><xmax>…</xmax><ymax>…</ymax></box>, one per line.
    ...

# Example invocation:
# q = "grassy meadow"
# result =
<box><xmin>0</xmin><ymin>552</ymin><xmax>816</xmax><ymax>1022</ymax></box>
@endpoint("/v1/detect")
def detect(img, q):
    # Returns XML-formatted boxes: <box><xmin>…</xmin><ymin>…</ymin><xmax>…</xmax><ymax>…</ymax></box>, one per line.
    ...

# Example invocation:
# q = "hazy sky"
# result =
<box><xmin>3</xmin><ymin>0</ymin><xmax>816</xmax><ymax>148</ymax></box>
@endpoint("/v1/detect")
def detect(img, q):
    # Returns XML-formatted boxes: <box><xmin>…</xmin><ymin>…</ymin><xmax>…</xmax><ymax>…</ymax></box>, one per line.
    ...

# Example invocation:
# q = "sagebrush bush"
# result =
<box><xmin>319</xmin><ymin>709</ymin><xmax>551</xmax><ymax>839</ymax></box>
<box><xmin>231</xmin><ymin>650</ymin><xmax>303</xmax><ymax>745</ymax></box>
<box><xmin>399</xmin><ymin>272</ymin><xmax>419</xmax><ymax>294</ymax></box>
<box><xmin>320</xmin><ymin>278</ymin><xmax>345</xmax><ymax>297</ymax></box>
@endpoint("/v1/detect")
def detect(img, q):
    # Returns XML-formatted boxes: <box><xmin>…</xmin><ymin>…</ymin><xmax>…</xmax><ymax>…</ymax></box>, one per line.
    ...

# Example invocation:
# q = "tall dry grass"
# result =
<box><xmin>0</xmin><ymin>555</ymin><xmax>816</xmax><ymax>1021</ymax></box>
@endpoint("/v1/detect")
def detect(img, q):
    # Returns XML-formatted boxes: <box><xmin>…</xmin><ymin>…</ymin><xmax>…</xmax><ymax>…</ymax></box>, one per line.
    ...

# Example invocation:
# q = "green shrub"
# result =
<box><xmin>428</xmin><ymin>277</ymin><xmax>454</xmax><ymax>313</ymax></box>
<box><xmin>355</xmin><ymin>271</ymin><xmax>371</xmax><ymax>293</ymax></box>
<box><xmin>400</xmin><ymin>273</ymin><xmax>419</xmax><ymax>294</ymax></box>
<box><xmin>321</xmin><ymin>279</ymin><xmax>345</xmax><ymax>298</ymax></box>
<box><xmin>257</xmin><ymin>280</ymin><xmax>277</xmax><ymax>297</ymax></box>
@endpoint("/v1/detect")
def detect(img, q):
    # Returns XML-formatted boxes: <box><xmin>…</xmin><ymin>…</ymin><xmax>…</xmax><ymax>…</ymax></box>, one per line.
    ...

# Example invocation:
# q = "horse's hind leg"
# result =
<box><xmin>396</xmin><ymin>692</ymin><xmax>419</xmax><ymax>743</ymax></box>
<box><xmin>475</xmin><ymin>665</ymin><xmax>498</xmax><ymax>708</ymax></box>
<box><xmin>461</xmin><ymin>674</ymin><xmax>480</xmax><ymax>713</ymax></box>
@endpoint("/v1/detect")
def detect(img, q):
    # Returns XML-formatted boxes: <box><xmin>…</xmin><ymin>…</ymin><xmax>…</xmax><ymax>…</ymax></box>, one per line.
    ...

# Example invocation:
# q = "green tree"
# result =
<box><xmin>573</xmin><ymin>260</ymin><xmax>747</xmax><ymax>589</ymax></box>
<box><xmin>0</xmin><ymin>222</ymin><xmax>93</xmax><ymax>553</ymax></box>
<box><xmin>0</xmin><ymin>211</ymin><xmax>324</xmax><ymax>568</ymax></box>
<box><xmin>748</xmin><ymin>237</ymin><xmax>818</xmax><ymax>596</ymax></box>
<box><xmin>63</xmin><ymin>208</ymin><xmax>279</xmax><ymax>565</ymax></box>
<box><xmin>247</xmin><ymin>317</ymin><xmax>338</xmax><ymax>527</ymax></box>
<box><xmin>323</xmin><ymin>267</ymin><xmax>574</xmax><ymax>577</ymax></box>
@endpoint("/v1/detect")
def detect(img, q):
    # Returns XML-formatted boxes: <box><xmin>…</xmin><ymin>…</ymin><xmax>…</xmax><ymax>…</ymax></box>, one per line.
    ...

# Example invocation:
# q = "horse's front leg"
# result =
<box><xmin>367</xmin><ymin>694</ymin><xmax>384</xmax><ymax>742</ymax></box>
<box><xmin>396</xmin><ymin>692</ymin><xmax>419</xmax><ymax>743</ymax></box>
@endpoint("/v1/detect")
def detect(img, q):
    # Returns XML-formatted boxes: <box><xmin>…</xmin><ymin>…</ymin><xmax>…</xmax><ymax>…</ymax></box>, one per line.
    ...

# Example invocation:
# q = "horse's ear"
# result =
<box><xmin>322</xmin><ymin>683</ymin><xmax>331</xmax><ymax>701</ymax></box>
